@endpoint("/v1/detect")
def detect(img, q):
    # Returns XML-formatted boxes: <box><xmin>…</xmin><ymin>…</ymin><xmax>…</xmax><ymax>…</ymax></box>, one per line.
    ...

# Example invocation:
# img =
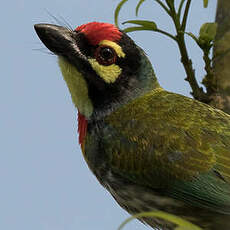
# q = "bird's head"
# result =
<box><xmin>34</xmin><ymin>22</ymin><xmax>159</xmax><ymax>120</ymax></box>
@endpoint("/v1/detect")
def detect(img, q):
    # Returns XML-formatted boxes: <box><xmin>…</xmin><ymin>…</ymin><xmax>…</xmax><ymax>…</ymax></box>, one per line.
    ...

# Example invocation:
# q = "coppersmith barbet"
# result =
<box><xmin>34</xmin><ymin>22</ymin><xmax>230</xmax><ymax>230</ymax></box>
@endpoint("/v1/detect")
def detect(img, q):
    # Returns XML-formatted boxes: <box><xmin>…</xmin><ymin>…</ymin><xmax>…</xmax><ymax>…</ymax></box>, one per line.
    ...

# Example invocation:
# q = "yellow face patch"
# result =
<box><xmin>58</xmin><ymin>57</ymin><xmax>93</xmax><ymax>118</ymax></box>
<box><xmin>88</xmin><ymin>59</ymin><xmax>122</xmax><ymax>83</ymax></box>
<box><xmin>89</xmin><ymin>40</ymin><xmax>125</xmax><ymax>83</ymax></box>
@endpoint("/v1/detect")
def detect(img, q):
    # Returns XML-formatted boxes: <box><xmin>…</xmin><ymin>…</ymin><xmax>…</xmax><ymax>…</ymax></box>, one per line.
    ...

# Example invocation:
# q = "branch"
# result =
<box><xmin>176</xmin><ymin>33</ymin><xmax>208</xmax><ymax>101</ymax></box>
<box><xmin>212</xmin><ymin>0</ymin><xmax>230</xmax><ymax>113</ymax></box>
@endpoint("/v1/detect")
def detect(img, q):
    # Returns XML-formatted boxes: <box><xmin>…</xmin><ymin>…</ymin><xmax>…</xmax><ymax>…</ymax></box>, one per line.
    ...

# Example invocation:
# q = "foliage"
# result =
<box><xmin>118</xmin><ymin>211</ymin><xmax>202</xmax><ymax>230</ymax></box>
<box><xmin>114</xmin><ymin>0</ymin><xmax>217</xmax><ymax>103</ymax></box>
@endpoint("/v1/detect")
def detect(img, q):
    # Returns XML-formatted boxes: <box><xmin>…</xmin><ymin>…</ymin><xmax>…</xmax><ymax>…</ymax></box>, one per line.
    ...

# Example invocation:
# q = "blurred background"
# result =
<box><xmin>0</xmin><ymin>1</ymin><xmax>217</xmax><ymax>229</ymax></box>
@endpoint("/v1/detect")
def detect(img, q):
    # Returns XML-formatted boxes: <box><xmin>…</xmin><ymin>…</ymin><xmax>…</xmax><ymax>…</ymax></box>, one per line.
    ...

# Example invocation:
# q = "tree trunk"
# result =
<box><xmin>212</xmin><ymin>0</ymin><xmax>230</xmax><ymax>114</ymax></box>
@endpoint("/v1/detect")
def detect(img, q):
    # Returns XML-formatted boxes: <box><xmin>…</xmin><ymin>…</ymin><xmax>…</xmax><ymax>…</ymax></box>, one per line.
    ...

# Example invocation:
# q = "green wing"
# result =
<box><xmin>104</xmin><ymin>88</ymin><xmax>230</xmax><ymax>213</ymax></box>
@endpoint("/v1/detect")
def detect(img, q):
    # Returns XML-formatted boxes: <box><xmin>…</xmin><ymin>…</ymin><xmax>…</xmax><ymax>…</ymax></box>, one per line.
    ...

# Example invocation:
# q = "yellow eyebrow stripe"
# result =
<box><xmin>99</xmin><ymin>40</ymin><xmax>125</xmax><ymax>58</ymax></box>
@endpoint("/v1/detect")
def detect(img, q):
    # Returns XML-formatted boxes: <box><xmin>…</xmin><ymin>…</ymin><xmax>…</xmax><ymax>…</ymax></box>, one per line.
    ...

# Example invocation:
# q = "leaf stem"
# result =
<box><xmin>178</xmin><ymin>0</ymin><xmax>186</xmax><ymax>19</ymax></box>
<box><xmin>176</xmin><ymin>33</ymin><xmax>208</xmax><ymax>101</ymax></box>
<box><xmin>167</xmin><ymin>0</ymin><xmax>208</xmax><ymax>101</ymax></box>
<box><xmin>155</xmin><ymin>29</ymin><xmax>177</xmax><ymax>41</ymax></box>
<box><xmin>181</xmin><ymin>0</ymin><xmax>191</xmax><ymax>31</ymax></box>
<box><xmin>153</xmin><ymin>0</ymin><xmax>171</xmax><ymax>16</ymax></box>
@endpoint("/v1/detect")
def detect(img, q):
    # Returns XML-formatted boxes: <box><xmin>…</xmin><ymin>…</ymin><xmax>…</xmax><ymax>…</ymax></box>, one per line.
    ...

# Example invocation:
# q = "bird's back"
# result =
<box><xmin>98</xmin><ymin>88</ymin><xmax>230</xmax><ymax>229</ymax></box>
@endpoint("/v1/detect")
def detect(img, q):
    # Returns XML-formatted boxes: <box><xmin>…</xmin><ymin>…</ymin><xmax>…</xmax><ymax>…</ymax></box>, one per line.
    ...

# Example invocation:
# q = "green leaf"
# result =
<box><xmin>203</xmin><ymin>0</ymin><xmax>208</xmax><ymax>8</ymax></box>
<box><xmin>114</xmin><ymin>0</ymin><xmax>129</xmax><ymax>27</ymax></box>
<box><xmin>123</xmin><ymin>26</ymin><xmax>152</xmax><ymax>33</ymax></box>
<box><xmin>199</xmin><ymin>22</ymin><xmax>217</xmax><ymax>44</ymax></box>
<box><xmin>118</xmin><ymin>211</ymin><xmax>203</xmax><ymax>230</ymax></box>
<box><xmin>123</xmin><ymin>20</ymin><xmax>157</xmax><ymax>30</ymax></box>
<box><xmin>135</xmin><ymin>0</ymin><xmax>145</xmax><ymax>16</ymax></box>
<box><xmin>136</xmin><ymin>0</ymin><xmax>146</xmax><ymax>16</ymax></box>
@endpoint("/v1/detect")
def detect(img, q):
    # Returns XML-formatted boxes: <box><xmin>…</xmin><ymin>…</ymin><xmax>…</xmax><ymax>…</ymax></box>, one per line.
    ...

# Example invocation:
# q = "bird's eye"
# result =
<box><xmin>95</xmin><ymin>46</ymin><xmax>117</xmax><ymax>66</ymax></box>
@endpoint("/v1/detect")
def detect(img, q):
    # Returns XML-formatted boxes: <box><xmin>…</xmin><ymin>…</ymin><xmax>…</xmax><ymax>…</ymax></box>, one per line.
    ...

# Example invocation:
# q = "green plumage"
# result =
<box><xmin>83</xmin><ymin>87</ymin><xmax>230</xmax><ymax>229</ymax></box>
<box><xmin>34</xmin><ymin>22</ymin><xmax>230</xmax><ymax>230</ymax></box>
<box><xmin>104</xmin><ymin>88</ymin><xmax>230</xmax><ymax>210</ymax></box>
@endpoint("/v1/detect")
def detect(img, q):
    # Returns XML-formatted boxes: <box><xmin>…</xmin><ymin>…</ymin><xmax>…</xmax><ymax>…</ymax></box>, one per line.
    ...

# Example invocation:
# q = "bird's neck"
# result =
<box><xmin>77</xmin><ymin>52</ymin><xmax>160</xmax><ymax>145</ymax></box>
<box><xmin>89</xmin><ymin>51</ymin><xmax>160</xmax><ymax>120</ymax></box>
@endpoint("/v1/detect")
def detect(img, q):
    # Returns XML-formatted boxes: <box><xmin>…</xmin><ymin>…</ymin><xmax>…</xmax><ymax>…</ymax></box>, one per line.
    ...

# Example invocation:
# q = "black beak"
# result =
<box><xmin>34</xmin><ymin>24</ymin><xmax>74</xmax><ymax>55</ymax></box>
<box><xmin>34</xmin><ymin>23</ymin><xmax>90</xmax><ymax>73</ymax></box>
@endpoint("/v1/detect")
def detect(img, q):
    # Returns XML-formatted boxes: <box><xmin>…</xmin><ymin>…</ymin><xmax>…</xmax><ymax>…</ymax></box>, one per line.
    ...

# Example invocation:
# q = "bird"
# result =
<box><xmin>34</xmin><ymin>22</ymin><xmax>230</xmax><ymax>230</ymax></box>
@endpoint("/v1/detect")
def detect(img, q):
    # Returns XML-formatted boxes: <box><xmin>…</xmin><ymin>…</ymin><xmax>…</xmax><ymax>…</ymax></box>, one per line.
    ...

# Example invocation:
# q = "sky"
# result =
<box><xmin>1</xmin><ymin>1</ymin><xmax>217</xmax><ymax>230</ymax></box>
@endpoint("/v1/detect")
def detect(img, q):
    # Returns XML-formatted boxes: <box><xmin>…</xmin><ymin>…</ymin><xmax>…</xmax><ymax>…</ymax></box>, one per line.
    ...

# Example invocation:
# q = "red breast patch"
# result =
<box><xmin>75</xmin><ymin>22</ymin><xmax>122</xmax><ymax>45</ymax></box>
<box><xmin>78</xmin><ymin>112</ymin><xmax>88</xmax><ymax>146</ymax></box>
